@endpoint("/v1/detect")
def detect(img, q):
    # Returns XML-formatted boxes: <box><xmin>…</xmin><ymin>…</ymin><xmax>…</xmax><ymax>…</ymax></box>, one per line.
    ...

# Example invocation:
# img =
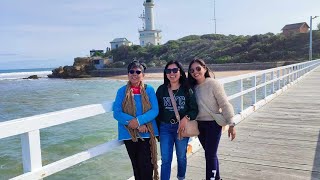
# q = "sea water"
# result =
<box><xmin>0</xmin><ymin>69</ymin><xmax>163</xmax><ymax>180</ymax></box>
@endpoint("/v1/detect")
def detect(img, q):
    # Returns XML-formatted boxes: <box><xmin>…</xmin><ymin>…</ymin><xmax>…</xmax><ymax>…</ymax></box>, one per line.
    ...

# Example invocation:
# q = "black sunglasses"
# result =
<box><xmin>165</xmin><ymin>68</ymin><xmax>179</xmax><ymax>74</ymax></box>
<box><xmin>189</xmin><ymin>66</ymin><xmax>202</xmax><ymax>73</ymax></box>
<box><xmin>129</xmin><ymin>70</ymin><xmax>142</xmax><ymax>75</ymax></box>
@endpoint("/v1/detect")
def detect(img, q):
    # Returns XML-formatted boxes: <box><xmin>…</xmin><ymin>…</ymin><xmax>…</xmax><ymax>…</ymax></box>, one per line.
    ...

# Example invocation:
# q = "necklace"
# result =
<box><xmin>172</xmin><ymin>86</ymin><xmax>180</xmax><ymax>97</ymax></box>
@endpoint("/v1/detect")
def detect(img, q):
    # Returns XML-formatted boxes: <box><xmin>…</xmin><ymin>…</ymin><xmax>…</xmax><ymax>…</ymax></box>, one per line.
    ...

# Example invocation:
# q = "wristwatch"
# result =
<box><xmin>229</xmin><ymin>122</ymin><xmax>236</xmax><ymax>127</ymax></box>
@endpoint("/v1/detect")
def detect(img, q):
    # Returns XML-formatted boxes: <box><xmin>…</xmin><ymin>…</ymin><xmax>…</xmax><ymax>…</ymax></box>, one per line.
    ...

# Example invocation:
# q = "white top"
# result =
<box><xmin>194</xmin><ymin>78</ymin><xmax>235</xmax><ymax>124</ymax></box>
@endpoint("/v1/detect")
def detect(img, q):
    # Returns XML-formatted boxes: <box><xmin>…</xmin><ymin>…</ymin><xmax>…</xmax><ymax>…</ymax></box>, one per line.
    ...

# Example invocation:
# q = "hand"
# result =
<box><xmin>128</xmin><ymin>118</ymin><xmax>139</xmax><ymax>129</ymax></box>
<box><xmin>228</xmin><ymin>126</ymin><xmax>236</xmax><ymax>141</ymax></box>
<box><xmin>137</xmin><ymin>125</ymin><xmax>148</xmax><ymax>133</ymax></box>
<box><xmin>178</xmin><ymin>117</ymin><xmax>188</xmax><ymax>133</ymax></box>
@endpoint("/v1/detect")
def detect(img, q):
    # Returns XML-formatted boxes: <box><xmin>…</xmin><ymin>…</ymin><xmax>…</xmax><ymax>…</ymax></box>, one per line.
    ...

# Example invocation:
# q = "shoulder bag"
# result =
<box><xmin>168</xmin><ymin>87</ymin><xmax>200</xmax><ymax>138</ymax></box>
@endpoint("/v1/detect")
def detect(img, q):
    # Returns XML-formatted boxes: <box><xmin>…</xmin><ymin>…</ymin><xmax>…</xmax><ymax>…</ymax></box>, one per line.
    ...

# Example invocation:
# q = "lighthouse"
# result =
<box><xmin>139</xmin><ymin>0</ymin><xmax>161</xmax><ymax>47</ymax></box>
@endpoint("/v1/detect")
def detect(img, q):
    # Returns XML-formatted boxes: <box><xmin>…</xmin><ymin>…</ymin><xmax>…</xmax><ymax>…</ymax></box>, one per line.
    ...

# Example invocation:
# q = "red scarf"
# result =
<box><xmin>131</xmin><ymin>86</ymin><xmax>141</xmax><ymax>94</ymax></box>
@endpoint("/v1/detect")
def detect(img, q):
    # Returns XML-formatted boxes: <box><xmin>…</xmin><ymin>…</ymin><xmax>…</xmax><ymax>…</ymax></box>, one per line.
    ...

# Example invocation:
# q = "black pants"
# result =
<box><xmin>124</xmin><ymin>138</ymin><xmax>153</xmax><ymax>180</ymax></box>
<box><xmin>198</xmin><ymin>121</ymin><xmax>222</xmax><ymax>180</ymax></box>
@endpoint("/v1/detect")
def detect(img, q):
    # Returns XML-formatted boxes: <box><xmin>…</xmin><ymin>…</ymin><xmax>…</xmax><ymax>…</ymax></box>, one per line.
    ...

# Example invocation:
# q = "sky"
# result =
<box><xmin>0</xmin><ymin>0</ymin><xmax>319</xmax><ymax>70</ymax></box>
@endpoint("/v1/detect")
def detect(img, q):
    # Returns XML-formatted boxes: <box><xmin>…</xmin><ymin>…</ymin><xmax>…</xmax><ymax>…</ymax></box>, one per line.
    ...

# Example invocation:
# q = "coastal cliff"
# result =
<box><xmin>48</xmin><ymin>57</ymin><xmax>98</xmax><ymax>78</ymax></box>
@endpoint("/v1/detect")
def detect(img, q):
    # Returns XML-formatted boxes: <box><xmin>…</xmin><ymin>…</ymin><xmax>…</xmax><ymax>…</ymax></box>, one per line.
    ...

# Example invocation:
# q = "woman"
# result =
<box><xmin>156</xmin><ymin>60</ymin><xmax>198</xmax><ymax>180</ymax></box>
<box><xmin>188</xmin><ymin>58</ymin><xmax>236</xmax><ymax>180</ymax></box>
<box><xmin>113</xmin><ymin>60</ymin><xmax>159</xmax><ymax>180</ymax></box>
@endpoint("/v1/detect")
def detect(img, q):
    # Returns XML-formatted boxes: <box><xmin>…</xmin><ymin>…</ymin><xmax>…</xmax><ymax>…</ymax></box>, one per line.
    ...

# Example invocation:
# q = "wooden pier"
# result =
<box><xmin>171</xmin><ymin>67</ymin><xmax>320</xmax><ymax>179</ymax></box>
<box><xmin>2</xmin><ymin>60</ymin><xmax>319</xmax><ymax>180</ymax></box>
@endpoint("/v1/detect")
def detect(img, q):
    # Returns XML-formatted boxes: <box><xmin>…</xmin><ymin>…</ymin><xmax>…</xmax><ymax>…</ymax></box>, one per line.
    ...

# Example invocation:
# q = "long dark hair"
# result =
<box><xmin>163</xmin><ymin>60</ymin><xmax>190</xmax><ymax>93</ymax></box>
<box><xmin>187</xmin><ymin>58</ymin><xmax>214</xmax><ymax>88</ymax></box>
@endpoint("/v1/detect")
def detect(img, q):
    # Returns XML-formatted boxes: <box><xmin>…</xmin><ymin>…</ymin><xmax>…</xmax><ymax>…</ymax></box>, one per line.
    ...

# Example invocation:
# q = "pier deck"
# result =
<box><xmin>171</xmin><ymin>67</ymin><xmax>320</xmax><ymax>180</ymax></box>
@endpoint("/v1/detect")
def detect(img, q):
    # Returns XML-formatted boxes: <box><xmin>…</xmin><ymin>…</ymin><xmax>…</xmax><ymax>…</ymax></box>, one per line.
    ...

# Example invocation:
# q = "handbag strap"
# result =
<box><xmin>168</xmin><ymin>87</ymin><xmax>180</xmax><ymax>123</ymax></box>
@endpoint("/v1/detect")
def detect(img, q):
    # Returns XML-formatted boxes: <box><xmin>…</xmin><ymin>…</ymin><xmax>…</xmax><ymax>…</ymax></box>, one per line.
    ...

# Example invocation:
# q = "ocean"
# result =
<box><xmin>0</xmin><ymin>68</ymin><xmax>163</xmax><ymax>180</ymax></box>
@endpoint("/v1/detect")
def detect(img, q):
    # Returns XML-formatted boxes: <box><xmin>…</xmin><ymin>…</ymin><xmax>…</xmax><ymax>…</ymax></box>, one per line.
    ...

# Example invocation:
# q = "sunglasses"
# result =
<box><xmin>189</xmin><ymin>66</ymin><xmax>202</xmax><ymax>73</ymax></box>
<box><xmin>165</xmin><ymin>68</ymin><xmax>179</xmax><ymax>74</ymax></box>
<box><xmin>128</xmin><ymin>70</ymin><xmax>142</xmax><ymax>75</ymax></box>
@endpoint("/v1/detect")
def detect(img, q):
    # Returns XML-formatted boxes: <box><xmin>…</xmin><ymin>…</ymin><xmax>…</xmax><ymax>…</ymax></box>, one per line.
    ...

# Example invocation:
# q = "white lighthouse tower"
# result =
<box><xmin>139</xmin><ymin>0</ymin><xmax>161</xmax><ymax>47</ymax></box>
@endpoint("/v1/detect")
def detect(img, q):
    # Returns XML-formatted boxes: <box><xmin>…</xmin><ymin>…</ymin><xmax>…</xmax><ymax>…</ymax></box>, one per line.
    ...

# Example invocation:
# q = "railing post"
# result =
<box><xmin>291</xmin><ymin>66</ymin><xmax>295</xmax><ymax>82</ymax></box>
<box><xmin>251</xmin><ymin>76</ymin><xmax>256</xmax><ymax>105</ymax></box>
<box><xmin>236</xmin><ymin>79</ymin><xmax>243</xmax><ymax>113</ymax></box>
<box><xmin>296</xmin><ymin>65</ymin><xmax>298</xmax><ymax>80</ymax></box>
<box><xmin>297</xmin><ymin>65</ymin><xmax>302</xmax><ymax>79</ymax></box>
<box><xmin>286</xmin><ymin>68</ymin><xmax>290</xmax><ymax>84</ymax></box>
<box><xmin>262</xmin><ymin>73</ymin><xmax>267</xmax><ymax>98</ymax></box>
<box><xmin>271</xmin><ymin>71</ymin><xmax>274</xmax><ymax>94</ymax></box>
<box><xmin>282</xmin><ymin>68</ymin><xmax>286</xmax><ymax>87</ymax></box>
<box><xmin>21</xmin><ymin>130</ymin><xmax>43</xmax><ymax>173</ymax></box>
<box><xmin>289</xmin><ymin>67</ymin><xmax>291</xmax><ymax>82</ymax></box>
<box><xmin>293</xmin><ymin>66</ymin><xmax>298</xmax><ymax>81</ymax></box>
<box><xmin>277</xmin><ymin>69</ymin><xmax>280</xmax><ymax>91</ymax></box>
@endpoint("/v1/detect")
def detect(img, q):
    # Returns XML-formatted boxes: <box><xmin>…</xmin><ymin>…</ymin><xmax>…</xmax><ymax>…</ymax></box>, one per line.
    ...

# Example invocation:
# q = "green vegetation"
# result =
<box><xmin>91</xmin><ymin>51</ymin><xmax>104</xmax><ymax>57</ymax></box>
<box><xmin>105</xmin><ymin>32</ymin><xmax>320</xmax><ymax>67</ymax></box>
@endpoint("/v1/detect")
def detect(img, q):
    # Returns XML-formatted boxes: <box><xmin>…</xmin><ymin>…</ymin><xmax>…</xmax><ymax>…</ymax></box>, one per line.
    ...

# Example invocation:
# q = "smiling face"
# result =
<box><xmin>165</xmin><ymin>64</ymin><xmax>181</xmax><ymax>84</ymax></box>
<box><xmin>189</xmin><ymin>62</ymin><xmax>207</xmax><ymax>84</ymax></box>
<box><xmin>128</xmin><ymin>67</ymin><xmax>144</xmax><ymax>86</ymax></box>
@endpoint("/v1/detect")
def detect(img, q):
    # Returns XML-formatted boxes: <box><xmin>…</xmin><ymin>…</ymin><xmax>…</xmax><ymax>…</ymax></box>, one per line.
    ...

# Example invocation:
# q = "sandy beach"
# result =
<box><xmin>106</xmin><ymin>70</ymin><xmax>258</xmax><ymax>80</ymax></box>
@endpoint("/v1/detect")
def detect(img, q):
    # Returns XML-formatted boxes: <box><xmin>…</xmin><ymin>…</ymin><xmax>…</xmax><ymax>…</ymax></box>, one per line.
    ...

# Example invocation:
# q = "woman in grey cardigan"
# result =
<box><xmin>187</xmin><ymin>58</ymin><xmax>236</xmax><ymax>180</ymax></box>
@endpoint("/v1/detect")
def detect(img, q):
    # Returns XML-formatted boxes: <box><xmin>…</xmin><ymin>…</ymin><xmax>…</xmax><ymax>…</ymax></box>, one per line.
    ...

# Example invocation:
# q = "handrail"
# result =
<box><xmin>1</xmin><ymin>59</ymin><xmax>320</xmax><ymax>180</ymax></box>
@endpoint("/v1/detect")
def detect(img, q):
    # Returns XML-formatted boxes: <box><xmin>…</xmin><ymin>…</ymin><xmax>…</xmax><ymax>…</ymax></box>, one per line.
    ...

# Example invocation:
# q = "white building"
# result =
<box><xmin>139</xmin><ymin>0</ymin><xmax>161</xmax><ymax>47</ymax></box>
<box><xmin>110</xmin><ymin>38</ymin><xmax>133</xmax><ymax>50</ymax></box>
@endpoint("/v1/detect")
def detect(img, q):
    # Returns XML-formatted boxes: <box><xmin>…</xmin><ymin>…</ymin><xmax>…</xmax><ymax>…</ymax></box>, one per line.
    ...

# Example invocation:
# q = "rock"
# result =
<box><xmin>48</xmin><ymin>56</ymin><xmax>108</xmax><ymax>78</ymax></box>
<box><xmin>23</xmin><ymin>75</ymin><xmax>39</xmax><ymax>79</ymax></box>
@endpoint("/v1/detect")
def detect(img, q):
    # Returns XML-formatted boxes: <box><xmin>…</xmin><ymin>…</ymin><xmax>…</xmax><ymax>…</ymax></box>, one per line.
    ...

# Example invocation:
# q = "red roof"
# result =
<box><xmin>282</xmin><ymin>22</ymin><xmax>309</xmax><ymax>30</ymax></box>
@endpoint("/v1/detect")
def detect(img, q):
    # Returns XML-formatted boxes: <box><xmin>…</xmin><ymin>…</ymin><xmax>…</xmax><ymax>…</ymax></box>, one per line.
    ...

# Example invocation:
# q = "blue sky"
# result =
<box><xmin>0</xmin><ymin>0</ymin><xmax>319</xmax><ymax>70</ymax></box>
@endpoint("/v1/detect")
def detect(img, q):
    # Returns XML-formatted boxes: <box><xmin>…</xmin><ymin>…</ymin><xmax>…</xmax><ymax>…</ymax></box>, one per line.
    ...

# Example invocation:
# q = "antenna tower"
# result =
<box><xmin>213</xmin><ymin>0</ymin><xmax>216</xmax><ymax>34</ymax></box>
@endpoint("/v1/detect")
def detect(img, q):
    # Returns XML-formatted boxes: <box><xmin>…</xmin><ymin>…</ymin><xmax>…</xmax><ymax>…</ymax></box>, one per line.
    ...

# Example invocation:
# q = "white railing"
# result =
<box><xmin>1</xmin><ymin>59</ymin><xmax>320</xmax><ymax>180</ymax></box>
<box><xmin>220</xmin><ymin>59</ymin><xmax>320</xmax><ymax>125</ymax></box>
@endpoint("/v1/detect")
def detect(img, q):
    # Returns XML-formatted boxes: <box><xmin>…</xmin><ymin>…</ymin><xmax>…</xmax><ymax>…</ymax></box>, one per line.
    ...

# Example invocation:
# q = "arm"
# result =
<box><xmin>155</xmin><ymin>85</ymin><xmax>163</xmax><ymax>127</ymax></box>
<box><xmin>178</xmin><ymin>88</ymin><xmax>199</xmax><ymax>133</ymax></box>
<box><xmin>113</xmin><ymin>87</ymin><xmax>135</xmax><ymax>125</ymax></box>
<box><xmin>185</xmin><ymin>88</ymin><xmax>199</xmax><ymax>120</ymax></box>
<box><xmin>212</xmin><ymin>81</ymin><xmax>235</xmax><ymax>124</ymax></box>
<box><xmin>136</xmin><ymin>86</ymin><xmax>159</xmax><ymax>125</ymax></box>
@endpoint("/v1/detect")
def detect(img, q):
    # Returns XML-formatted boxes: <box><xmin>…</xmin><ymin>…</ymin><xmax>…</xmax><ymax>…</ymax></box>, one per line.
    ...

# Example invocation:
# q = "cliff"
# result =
<box><xmin>48</xmin><ymin>57</ymin><xmax>99</xmax><ymax>78</ymax></box>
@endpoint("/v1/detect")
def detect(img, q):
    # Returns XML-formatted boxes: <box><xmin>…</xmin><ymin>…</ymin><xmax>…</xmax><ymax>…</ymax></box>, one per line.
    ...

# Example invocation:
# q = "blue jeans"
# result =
<box><xmin>159</xmin><ymin>123</ymin><xmax>189</xmax><ymax>180</ymax></box>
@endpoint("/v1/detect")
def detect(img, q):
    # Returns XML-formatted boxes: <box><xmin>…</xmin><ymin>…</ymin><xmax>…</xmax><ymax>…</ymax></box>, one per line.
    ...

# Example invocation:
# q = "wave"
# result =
<box><xmin>0</xmin><ymin>71</ymin><xmax>52</xmax><ymax>80</ymax></box>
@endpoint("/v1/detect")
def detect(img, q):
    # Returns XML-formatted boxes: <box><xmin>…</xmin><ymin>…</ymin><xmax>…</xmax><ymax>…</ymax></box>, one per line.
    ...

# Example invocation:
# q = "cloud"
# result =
<box><xmin>62</xmin><ymin>1</ymin><xmax>116</xmax><ymax>12</ymax></box>
<box><xmin>0</xmin><ymin>53</ymin><xmax>19</xmax><ymax>56</ymax></box>
<box><xmin>0</xmin><ymin>25</ymin><xmax>86</xmax><ymax>33</ymax></box>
